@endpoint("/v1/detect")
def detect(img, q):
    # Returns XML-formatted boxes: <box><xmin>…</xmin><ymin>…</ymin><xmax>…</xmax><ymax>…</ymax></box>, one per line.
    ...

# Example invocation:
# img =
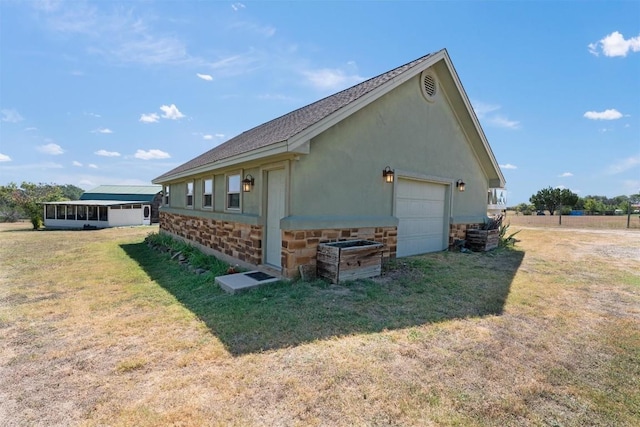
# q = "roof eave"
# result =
<box><xmin>152</xmin><ymin>140</ymin><xmax>290</xmax><ymax>184</ymax></box>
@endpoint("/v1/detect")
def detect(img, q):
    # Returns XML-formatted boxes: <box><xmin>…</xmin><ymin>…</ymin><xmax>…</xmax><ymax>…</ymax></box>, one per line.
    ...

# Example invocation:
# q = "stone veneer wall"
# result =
<box><xmin>448</xmin><ymin>223</ymin><xmax>482</xmax><ymax>248</ymax></box>
<box><xmin>160</xmin><ymin>211</ymin><xmax>262</xmax><ymax>266</ymax></box>
<box><xmin>281</xmin><ymin>227</ymin><xmax>397</xmax><ymax>278</ymax></box>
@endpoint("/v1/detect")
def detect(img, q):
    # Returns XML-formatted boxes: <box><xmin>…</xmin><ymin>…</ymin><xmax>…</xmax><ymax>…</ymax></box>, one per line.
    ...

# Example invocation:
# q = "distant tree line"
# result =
<box><xmin>0</xmin><ymin>182</ymin><xmax>84</xmax><ymax>229</ymax></box>
<box><xmin>510</xmin><ymin>187</ymin><xmax>640</xmax><ymax>216</ymax></box>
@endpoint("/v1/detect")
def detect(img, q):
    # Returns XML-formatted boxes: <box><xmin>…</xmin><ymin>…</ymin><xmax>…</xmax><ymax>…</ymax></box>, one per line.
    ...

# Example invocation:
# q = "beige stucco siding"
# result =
<box><xmin>290</xmin><ymin>69</ymin><xmax>489</xmax><ymax>222</ymax></box>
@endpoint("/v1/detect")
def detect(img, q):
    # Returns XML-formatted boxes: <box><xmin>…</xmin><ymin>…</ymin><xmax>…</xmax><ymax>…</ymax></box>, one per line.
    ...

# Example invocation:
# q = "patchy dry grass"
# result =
<box><xmin>1</xmin><ymin>222</ymin><xmax>638</xmax><ymax>426</ymax></box>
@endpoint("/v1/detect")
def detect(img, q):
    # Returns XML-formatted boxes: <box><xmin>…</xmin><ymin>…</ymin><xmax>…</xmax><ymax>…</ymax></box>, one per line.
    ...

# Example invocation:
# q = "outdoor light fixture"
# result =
<box><xmin>456</xmin><ymin>179</ymin><xmax>466</xmax><ymax>192</ymax></box>
<box><xmin>382</xmin><ymin>166</ymin><xmax>394</xmax><ymax>183</ymax></box>
<box><xmin>242</xmin><ymin>174</ymin><xmax>255</xmax><ymax>192</ymax></box>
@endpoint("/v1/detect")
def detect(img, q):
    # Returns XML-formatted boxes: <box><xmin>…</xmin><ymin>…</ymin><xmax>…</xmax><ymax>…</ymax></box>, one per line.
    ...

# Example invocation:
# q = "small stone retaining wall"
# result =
<box><xmin>160</xmin><ymin>211</ymin><xmax>262</xmax><ymax>266</ymax></box>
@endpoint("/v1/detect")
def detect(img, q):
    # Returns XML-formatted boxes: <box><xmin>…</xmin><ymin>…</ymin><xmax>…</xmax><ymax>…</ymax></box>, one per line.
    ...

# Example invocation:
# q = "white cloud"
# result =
<box><xmin>302</xmin><ymin>68</ymin><xmax>365</xmax><ymax>91</ymax></box>
<box><xmin>139</xmin><ymin>113</ymin><xmax>160</xmax><ymax>123</ymax></box>
<box><xmin>94</xmin><ymin>149</ymin><xmax>121</xmax><ymax>157</ymax></box>
<box><xmin>84</xmin><ymin>112</ymin><xmax>101</xmax><ymax>118</ymax></box>
<box><xmin>197</xmin><ymin>73</ymin><xmax>213</xmax><ymax>81</ymax></box>
<box><xmin>37</xmin><ymin>143</ymin><xmax>64</xmax><ymax>155</ymax></box>
<box><xmin>160</xmin><ymin>104</ymin><xmax>185</xmax><ymax>120</ymax></box>
<box><xmin>499</xmin><ymin>163</ymin><xmax>517</xmax><ymax>170</ymax></box>
<box><xmin>73</xmin><ymin>161</ymin><xmax>83</xmax><ymax>167</ymax></box>
<box><xmin>24</xmin><ymin>127</ymin><xmax>38</xmax><ymax>131</ymax></box>
<box><xmin>583</xmin><ymin>109</ymin><xmax>623</xmax><ymax>120</ymax></box>
<box><xmin>0</xmin><ymin>153</ymin><xmax>11</xmax><ymax>162</ymax></box>
<box><xmin>488</xmin><ymin>115</ymin><xmax>521</xmax><ymax>130</ymax></box>
<box><xmin>134</xmin><ymin>149</ymin><xmax>171</xmax><ymax>160</ymax></box>
<box><xmin>589</xmin><ymin>31</ymin><xmax>640</xmax><ymax>57</ymax></box>
<box><xmin>37</xmin><ymin>3</ymin><xmax>202</xmax><ymax>67</ymax></box>
<box><xmin>559</xmin><ymin>172</ymin><xmax>573</xmax><ymax>177</ymax></box>
<box><xmin>231</xmin><ymin>3</ymin><xmax>246</xmax><ymax>11</ymax></box>
<box><xmin>606</xmin><ymin>156</ymin><xmax>640</xmax><ymax>175</ymax></box>
<box><xmin>91</xmin><ymin>128</ymin><xmax>113</xmax><ymax>134</ymax></box>
<box><xmin>258</xmin><ymin>93</ymin><xmax>295</xmax><ymax>101</ymax></box>
<box><xmin>472</xmin><ymin>100</ymin><xmax>520</xmax><ymax>130</ymax></box>
<box><xmin>203</xmin><ymin>134</ymin><xmax>214</xmax><ymax>140</ymax></box>
<box><xmin>228</xmin><ymin>21</ymin><xmax>276</xmax><ymax>37</ymax></box>
<box><xmin>473</xmin><ymin>102</ymin><xmax>501</xmax><ymax>118</ymax></box>
<box><xmin>88</xmin><ymin>163</ymin><xmax>98</xmax><ymax>169</ymax></box>
<box><xmin>1</xmin><ymin>108</ymin><xmax>24</xmax><ymax>123</ymax></box>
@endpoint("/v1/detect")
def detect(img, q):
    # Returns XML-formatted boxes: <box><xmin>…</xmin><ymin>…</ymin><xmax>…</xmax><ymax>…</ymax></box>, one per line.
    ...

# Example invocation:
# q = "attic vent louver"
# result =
<box><xmin>420</xmin><ymin>71</ymin><xmax>437</xmax><ymax>102</ymax></box>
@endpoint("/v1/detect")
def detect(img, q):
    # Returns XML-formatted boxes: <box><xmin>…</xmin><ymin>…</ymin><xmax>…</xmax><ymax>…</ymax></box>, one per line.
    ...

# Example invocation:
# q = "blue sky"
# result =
<box><xmin>1</xmin><ymin>1</ymin><xmax>638</xmax><ymax>204</ymax></box>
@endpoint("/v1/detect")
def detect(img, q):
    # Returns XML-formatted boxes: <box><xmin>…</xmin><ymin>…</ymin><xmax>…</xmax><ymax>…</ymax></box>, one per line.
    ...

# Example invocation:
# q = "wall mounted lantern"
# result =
<box><xmin>242</xmin><ymin>174</ymin><xmax>255</xmax><ymax>192</ymax></box>
<box><xmin>382</xmin><ymin>166</ymin><xmax>395</xmax><ymax>183</ymax></box>
<box><xmin>456</xmin><ymin>179</ymin><xmax>466</xmax><ymax>192</ymax></box>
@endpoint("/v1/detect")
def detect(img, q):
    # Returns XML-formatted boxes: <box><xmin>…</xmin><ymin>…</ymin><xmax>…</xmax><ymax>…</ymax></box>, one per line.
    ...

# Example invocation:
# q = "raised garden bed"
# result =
<box><xmin>466</xmin><ymin>229</ymin><xmax>499</xmax><ymax>251</ymax></box>
<box><xmin>317</xmin><ymin>240</ymin><xmax>384</xmax><ymax>284</ymax></box>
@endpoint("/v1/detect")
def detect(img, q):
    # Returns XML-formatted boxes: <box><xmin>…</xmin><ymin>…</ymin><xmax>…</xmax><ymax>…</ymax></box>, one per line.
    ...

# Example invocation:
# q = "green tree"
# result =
<box><xmin>529</xmin><ymin>187</ymin><xmax>579</xmax><ymax>215</ymax></box>
<box><xmin>0</xmin><ymin>182</ymin><xmax>20</xmax><ymax>222</ymax></box>
<box><xmin>583</xmin><ymin>198</ymin><xmax>603</xmax><ymax>215</ymax></box>
<box><xmin>10</xmin><ymin>182</ymin><xmax>64</xmax><ymax>229</ymax></box>
<box><xmin>60</xmin><ymin>184</ymin><xmax>84</xmax><ymax>200</ymax></box>
<box><xmin>513</xmin><ymin>202</ymin><xmax>533</xmax><ymax>215</ymax></box>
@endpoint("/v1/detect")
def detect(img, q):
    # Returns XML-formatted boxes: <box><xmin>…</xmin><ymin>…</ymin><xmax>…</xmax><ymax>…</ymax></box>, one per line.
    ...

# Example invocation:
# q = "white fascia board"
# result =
<box><xmin>441</xmin><ymin>53</ymin><xmax>506</xmax><ymax>187</ymax></box>
<box><xmin>152</xmin><ymin>141</ymin><xmax>289</xmax><ymax>183</ymax></box>
<box><xmin>287</xmin><ymin>51</ymin><xmax>447</xmax><ymax>152</ymax></box>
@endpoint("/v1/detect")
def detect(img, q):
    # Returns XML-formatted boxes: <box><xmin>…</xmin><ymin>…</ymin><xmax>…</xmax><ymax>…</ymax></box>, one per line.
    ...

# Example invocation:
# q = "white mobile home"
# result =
<box><xmin>43</xmin><ymin>200</ymin><xmax>152</xmax><ymax>229</ymax></box>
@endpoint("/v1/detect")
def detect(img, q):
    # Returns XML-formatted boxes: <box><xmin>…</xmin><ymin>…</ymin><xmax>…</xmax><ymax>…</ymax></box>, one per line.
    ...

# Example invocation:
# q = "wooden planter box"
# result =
<box><xmin>317</xmin><ymin>240</ymin><xmax>384</xmax><ymax>284</ymax></box>
<box><xmin>466</xmin><ymin>229</ymin><xmax>499</xmax><ymax>251</ymax></box>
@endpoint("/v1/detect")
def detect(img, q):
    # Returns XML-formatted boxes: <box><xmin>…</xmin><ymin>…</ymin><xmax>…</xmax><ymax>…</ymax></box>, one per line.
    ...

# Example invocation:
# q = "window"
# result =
<box><xmin>186</xmin><ymin>181</ymin><xmax>194</xmax><ymax>207</ymax></box>
<box><xmin>163</xmin><ymin>185</ymin><xmax>170</xmax><ymax>206</ymax></box>
<box><xmin>88</xmin><ymin>206</ymin><xmax>98</xmax><ymax>221</ymax></box>
<box><xmin>99</xmin><ymin>207</ymin><xmax>108</xmax><ymax>221</ymax></box>
<box><xmin>227</xmin><ymin>174</ymin><xmax>240</xmax><ymax>209</ymax></box>
<box><xmin>77</xmin><ymin>206</ymin><xmax>87</xmax><ymax>220</ymax></box>
<box><xmin>46</xmin><ymin>205</ymin><xmax>56</xmax><ymax>220</ymax></box>
<box><xmin>56</xmin><ymin>205</ymin><xmax>66</xmax><ymax>219</ymax></box>
<box><xmin>66</xmin><ymin>205</ymin><xmax>76</xmax><ymax>220</ymax></box>
<box><xmin>202</xmin><ymin>178</ymin><xmax>213</xmax><ymax>208</ymax></box>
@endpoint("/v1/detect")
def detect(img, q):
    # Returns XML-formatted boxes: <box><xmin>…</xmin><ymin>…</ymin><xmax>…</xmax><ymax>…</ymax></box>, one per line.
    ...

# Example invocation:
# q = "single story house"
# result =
<box><xmin>152</xmin><ymin>49</ymin><xmax>505</xmax><ymax>278</ymax></box>
<box><xmin>43</xmin><ymin>184</ymin><xmax>161</xmax><ymax>229</ymax></box>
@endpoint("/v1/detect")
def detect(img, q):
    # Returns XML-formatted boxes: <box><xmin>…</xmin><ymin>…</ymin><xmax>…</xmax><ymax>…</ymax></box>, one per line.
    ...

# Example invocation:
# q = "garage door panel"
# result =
<box><xmin>396</xmin><ymin>179</ymin><xmax>446</xmax><ymax>257</ymax></box>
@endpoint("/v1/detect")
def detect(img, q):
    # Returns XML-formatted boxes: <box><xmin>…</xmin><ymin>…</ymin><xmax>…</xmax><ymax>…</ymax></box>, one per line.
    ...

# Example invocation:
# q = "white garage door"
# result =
<box><xmin>396</xmin><ymin>179</ymin><xmax>446</xmax><ymax>257</ymax></box>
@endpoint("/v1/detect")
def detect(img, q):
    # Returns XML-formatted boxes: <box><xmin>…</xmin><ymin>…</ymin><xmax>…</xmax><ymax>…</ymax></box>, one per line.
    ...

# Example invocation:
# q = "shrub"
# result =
<box><xmin>498</xmin><ymin>222</ymin><xmax>520</xmax><ymax>248</ymax></box>
<box><xmin>145</xmin><ymin>232</ymin><xmax>230</xmax><ymax>276</ymax></box>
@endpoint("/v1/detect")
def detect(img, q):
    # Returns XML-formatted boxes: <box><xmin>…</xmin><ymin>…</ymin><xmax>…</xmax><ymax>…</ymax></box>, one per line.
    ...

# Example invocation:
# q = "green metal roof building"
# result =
<box><xmin>80</xmin><ymin>185</ymin><xmax>162</xmax><ymax>202</ymax></box>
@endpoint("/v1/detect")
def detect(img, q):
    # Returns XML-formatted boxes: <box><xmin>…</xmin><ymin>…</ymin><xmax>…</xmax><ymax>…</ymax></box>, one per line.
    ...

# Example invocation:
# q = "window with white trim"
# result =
<box><xmin>186</xmin><ymin>181</ymin><xmax>194</xmax><ymax>208</ymax></box>
<box><xmin>227</xmin><ymin>174</ymin><xmax>240</xmax><ymax>210</ymax></box>
<box><xmin>163</xmin><ymin>185</ymin><xmax>170</xmax><ymax>206</ymax></box>
<box><xmin>46</xmin><ymin>205</ymin><xmax>55</xmax><ymax>219</ymax></box>
<box><xmin>66</xmin><ymin>205</ymin><xmax>76</xmax><ymax>220</ymax></box>
<box><xmin>202</xmin><ymin>178</ymin><xmax>213</xmax><ymax>209</ymax></box>
<box><xmin>56</xmin><ymin>205</ymin><xmax>65</xmax><ymax>219</ymax></box>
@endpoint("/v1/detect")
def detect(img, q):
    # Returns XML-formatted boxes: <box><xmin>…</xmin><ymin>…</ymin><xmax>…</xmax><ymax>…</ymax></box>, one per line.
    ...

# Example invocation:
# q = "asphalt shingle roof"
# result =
<box><xmin>154</xmin><ymin>51</ymin><xmax>439</xmax><ymax>182</ymax></box>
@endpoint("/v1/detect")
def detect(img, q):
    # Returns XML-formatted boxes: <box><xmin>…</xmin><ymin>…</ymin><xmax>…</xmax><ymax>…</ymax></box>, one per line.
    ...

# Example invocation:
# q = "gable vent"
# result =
<box><xmin>420</xmin><ymin>71</ymin><xmax>437</xmax><ymax>102</ymax></box>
